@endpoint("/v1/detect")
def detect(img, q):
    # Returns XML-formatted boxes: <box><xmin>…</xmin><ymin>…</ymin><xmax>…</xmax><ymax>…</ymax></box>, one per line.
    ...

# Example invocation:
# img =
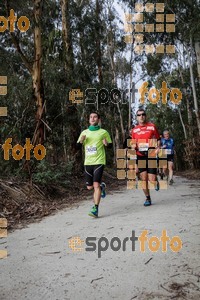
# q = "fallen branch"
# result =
<box><xmin>91</xmin><ymin>277</ymin><xmax>104</xmax><ymax>283</ymax></box>
<box><xmin>33</xmin><ymin>184</ymin><xmax>46</xmax><ymax>197</ymax></box>
<box><xmin>145</xmin><ymin>257</ymin><xmax>153</xmax><ymax>265</ymax></box>
<box><xmin>160</xmin><ymin>284</ymin><xmax>171</xmax><ymax>293</ymax></box>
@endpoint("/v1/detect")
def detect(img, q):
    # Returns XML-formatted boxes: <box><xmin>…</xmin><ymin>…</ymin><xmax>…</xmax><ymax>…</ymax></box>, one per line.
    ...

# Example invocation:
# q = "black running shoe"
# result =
<box><xmin>144</xmin><ymin>198</ymin><xmax>152</xmax><ymax>206</ymax></box>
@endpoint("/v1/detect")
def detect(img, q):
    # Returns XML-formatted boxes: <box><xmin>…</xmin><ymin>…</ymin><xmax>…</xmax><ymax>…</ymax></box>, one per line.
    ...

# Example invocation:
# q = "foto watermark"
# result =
<box><xmin>0</xmin><ymin>9</ymin><xmax>30</xmax><ymax>33</ymax></box>
<box><xmin>2</xmin><ymin>138</ymin><xmax>46</xmax><ymax>160</ymax></box>
<box><xmin>68</xmin><ymin>230</ymin><xmax>182</xmax><ymax>258</ymax></box>
<box><xmin>139</xmin><ymin>82</ymin><xmax>182</xmax><ymax>105</ymax></box>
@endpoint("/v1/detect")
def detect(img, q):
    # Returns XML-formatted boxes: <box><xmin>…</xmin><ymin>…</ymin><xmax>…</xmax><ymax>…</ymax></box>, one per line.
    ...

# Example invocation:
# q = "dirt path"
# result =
<box><xmin>0</xmin><ymin>176</ymin><xmax>200</xmax><ymax>300</ymax></box>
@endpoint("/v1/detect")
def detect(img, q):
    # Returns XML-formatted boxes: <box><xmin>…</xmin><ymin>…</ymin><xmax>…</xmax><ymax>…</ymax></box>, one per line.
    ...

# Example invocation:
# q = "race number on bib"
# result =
<box><xmin>86</xmin><ymin>146</ymin><xmax>97</xmax><ymax>155</ymax></box>
<box><xmin>138</xmin><ymin>143</ymin><xmax>149</xmax><ymax>152</ymax></box>
<box><xmin>165</xmin><ymin>149</ymin><xmax>172</xmax><ymax>154</ymax></box>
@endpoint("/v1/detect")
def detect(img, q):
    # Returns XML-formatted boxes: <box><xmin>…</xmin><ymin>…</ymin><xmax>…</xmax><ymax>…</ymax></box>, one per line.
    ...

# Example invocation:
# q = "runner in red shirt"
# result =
<box><xmin>132</xmin><ymin>108</ymin><xmax>161</xmax><ymax>206</ymax></box>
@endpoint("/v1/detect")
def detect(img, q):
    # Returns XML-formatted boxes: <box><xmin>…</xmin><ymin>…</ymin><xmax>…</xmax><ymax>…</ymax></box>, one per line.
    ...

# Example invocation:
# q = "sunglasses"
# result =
<box><xmin>137</xmin><ymin>113</ymin><xmax>146</xmax><ymax>117</ymax></box>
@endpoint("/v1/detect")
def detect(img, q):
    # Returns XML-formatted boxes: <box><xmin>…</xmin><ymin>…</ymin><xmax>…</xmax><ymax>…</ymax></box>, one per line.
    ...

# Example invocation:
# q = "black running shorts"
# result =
<box><xmin>84</xmin><ymin>164</ymin><xmax>104</xmax><ymax>186</ymax></box>
<box><xmin>137</xmin><ymin>155</ymin><xmax>157</xmax><ymax>175</ymax></box>
<box><xmin>167</xmin><ymin>154</ymin><xmax>174</xmax><ymax>162</ymax></box>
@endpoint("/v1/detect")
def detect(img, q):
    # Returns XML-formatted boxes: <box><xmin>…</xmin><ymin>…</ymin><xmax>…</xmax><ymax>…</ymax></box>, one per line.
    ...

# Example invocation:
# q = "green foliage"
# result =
<box><xmin>32</xmin><ymin>160</ymin><xmax>73</xmax><ymax>186</ymax></box>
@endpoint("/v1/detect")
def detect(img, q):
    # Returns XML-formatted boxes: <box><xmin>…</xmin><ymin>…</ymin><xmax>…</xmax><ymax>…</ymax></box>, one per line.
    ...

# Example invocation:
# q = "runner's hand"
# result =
<box><xmin>155</xmin><ymin>147</ymin><xmax>161</xmax><ymax>155</ymax></box>
<box><xmin>103</xmin><ymin>138</ymin><xmax>108</xmax><ymax>146</ymax></box>
<box><xmin>130</xmin><ymin>141</ymin><xmax>136</xmax><ymax>149</ymax></box>
<box><xmin>80</xmin><ymin>135</ymin><xmax>86</xmax><ymax>143</ymax></box>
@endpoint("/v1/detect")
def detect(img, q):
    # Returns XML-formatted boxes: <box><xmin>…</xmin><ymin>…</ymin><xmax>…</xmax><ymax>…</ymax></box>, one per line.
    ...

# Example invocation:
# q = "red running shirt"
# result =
<box><xmin>132</xmin><ymin>122</ymin><xmax>160</xmax><ymax>156</ymax></box>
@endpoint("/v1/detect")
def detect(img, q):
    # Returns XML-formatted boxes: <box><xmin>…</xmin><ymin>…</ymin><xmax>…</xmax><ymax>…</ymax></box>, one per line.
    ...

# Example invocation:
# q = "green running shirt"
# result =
<box><xmin>77</xmin><ymin>128</ymin><xmax>112</xmax><ymax>165</ymax></box>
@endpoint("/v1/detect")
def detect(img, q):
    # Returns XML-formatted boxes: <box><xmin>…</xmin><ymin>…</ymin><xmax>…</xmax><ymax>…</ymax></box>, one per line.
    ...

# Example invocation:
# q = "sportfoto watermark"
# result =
<box><xmin>69</xmin><ymin>82</ymin><xmax>182</xmax><ymax>106</ymax></box>
<box><xmin>68</xmin><ymin>230</ymin><xmax>182</xmax><ymax>258</ymax></box>
<box><xmin>0</xmin><ymin>9</ymin><xmax>30</xmax><ymax>33</ymax></box>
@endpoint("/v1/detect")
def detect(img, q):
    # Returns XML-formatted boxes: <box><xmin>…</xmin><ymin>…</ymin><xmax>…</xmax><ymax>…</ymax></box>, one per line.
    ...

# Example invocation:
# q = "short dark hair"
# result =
<box><xmin>136</xmin><ymin>108</ymin><xmax>146</xmax><ymax>116</ymax></box>
<box><xmin>89</xmin><ymin>111</ymin><xmax>101</xmax><ymax>119</ymax></box>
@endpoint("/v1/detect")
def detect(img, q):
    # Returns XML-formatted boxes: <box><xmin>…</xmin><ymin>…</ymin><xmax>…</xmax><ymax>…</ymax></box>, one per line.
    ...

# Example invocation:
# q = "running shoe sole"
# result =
<box><xmin>88</xmin><ymin>212</ymin><xmax>98</xmax><ymax>218</ymax></box>
<box><xmin>144</xmin><ymin>200</ymin><xmax>151</xmax><ymax>206</ymax></box>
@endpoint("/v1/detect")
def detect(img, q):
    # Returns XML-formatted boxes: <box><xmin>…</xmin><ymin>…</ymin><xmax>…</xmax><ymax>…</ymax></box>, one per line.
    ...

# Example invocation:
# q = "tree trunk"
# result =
<box><xmin>129</xmin><ymin>41</ymin><xmax>134</xmax><ymax>128</ymax></box>
<box><xmin>61</xmin><ymin>0</ymin><xmax>82</xmax><ymax>174</ymax></box>
<box><xmin>178</xmin><ymin>107</ymin><xmax>187</xmax><ymax>139</ymax></box>
<box><xmin>105</xmin><ymin>6</ymin><xmax>125</xmax><ymax>144</ymax></box>
<box><xmin>79</xmin><ymin>32</ymin><xmax>90</xmax><ymax>83</ymax></box>
<box><xmin>115</xmin><ymin>127</ymin><xmax>120</xmax><ymax>150</ymax></box>
<box><xmin>108</xmin><ymin>40</ymin><xmax>116</xmax><ymax>85</ymax></box>
<box><xmin>116</xmin><ymin>102</ymin><xmax>125</xmax><ymax>144</ymax></box>
<box><xmin>61</xmin><ymin>101</ymin><xmax>67</xmax><ymax>161</ymax></box>
<box><xmin>194</xmin><ymin>40</ymin><xmax>200</xmax><ymax>83</ymax></box>
<box><xmin>32</xmin><ymin>0</ymin><xmax>44</xmax><ymax>146</ymax></box>
<box><xmin>177</xmin><ymin>63</ymin><xmax>193</xmax><ymax>137</ymax></box>
<box><xmin>61</xmin><ymin>0</ymin><xmax>74</xmax><ymax>81</ymax></box>
<box><xmin>185</xmin><ymin>42</ymin><xmax>200</xmax><ymax>136</ymax></box>
<box><xmin>7</xmin><ymin>0</ymin><xmax>45</xmax><ymax>146</ymax></box>
<box><xmin>106</xmin><ymin>25</ymin><xmax>116</xmax><ymax>85</ymax></box>
<box><xmin>111</xmin><ymin>127</ymin><xmax>116</xmax><ymax>165</ymax></box>
<box><xmin>95</xmin><ymin>0</ymin><xmax>103</xmax><ymax>84</ymax></box>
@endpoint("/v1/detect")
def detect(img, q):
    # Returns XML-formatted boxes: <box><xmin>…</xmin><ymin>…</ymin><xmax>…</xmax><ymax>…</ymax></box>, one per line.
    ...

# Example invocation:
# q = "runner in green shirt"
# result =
<box><xmin>77</xmin><ymin>112</ymin><xmax>112</xmax><ymax>217</ymax></box>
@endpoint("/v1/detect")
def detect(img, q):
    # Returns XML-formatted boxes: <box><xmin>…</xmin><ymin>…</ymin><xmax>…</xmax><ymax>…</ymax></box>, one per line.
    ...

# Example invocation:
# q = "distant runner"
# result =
<box><xmin>132</xmin><ymin>109</ymin><xmax>161</xmax><ymax>206</ymax></box>
<box><xmin>161</xmin><ymin>130</ymin><xmax>175</xmax><ymax>185</ymax></box>
<box><xmin>77</xmin><ymin>112</ymin><xmax>112</xmax><ymax>217</ymax></box>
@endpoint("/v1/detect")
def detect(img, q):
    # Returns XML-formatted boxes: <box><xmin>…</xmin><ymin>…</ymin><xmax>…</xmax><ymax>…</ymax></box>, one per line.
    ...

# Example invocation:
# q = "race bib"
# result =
<box><xmin>166</xmin><ymin>149</ymin><xmax>172</xmax><ymax>154</ymax></box>
<box><xmin>86</xmin><ymin>146</ymin><xmax>97</xmax><ymax>155</ymax></box>
<box><xmin>130</xmin><ymin>155</ymin><xmax>137</xmax><ymax>160</ymax></box>
<box><xmin>138</xmin><ymin>143</ymin><xmax>149</xmax><ymax>152</ymax></box>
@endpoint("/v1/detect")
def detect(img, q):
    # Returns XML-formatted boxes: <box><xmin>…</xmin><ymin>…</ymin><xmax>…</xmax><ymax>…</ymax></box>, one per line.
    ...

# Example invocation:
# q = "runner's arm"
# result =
<box><xmin>76</xmin><ymin>142</ymin><xmax>83</xmax><ymax>150</ymax></box>
<box><xmin>154</xmin><ymin>125</ymin><xmax>161</xmax><ymax>152</ymax></box>
<box><xmin>103</xmin><ymin>138</ymin><xmax>112</xmax><ymax>148</ymax></box>
<box><xmin>153</xmin><ymin>125</ymin><xmax>161</xmax><ymax>149</ymax></box>
<box><xmin>76</xmin><ymin>132</ymin><xmax>86</xmax><ymax>149</ymax></box>
<box><xmin>106</xmin><ymin>143</ymin><xmax>113</xmax><ymax>149</ymax></box>
<box><xmin>103</xmin><ymin>131</ymin><xmax>112</xmax><ymax>148</ymax></box>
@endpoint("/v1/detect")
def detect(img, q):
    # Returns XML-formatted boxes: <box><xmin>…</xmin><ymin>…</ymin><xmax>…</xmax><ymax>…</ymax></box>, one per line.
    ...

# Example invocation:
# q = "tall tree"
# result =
<box><xmin>95</xmin><ymin>0</ymin><xmax>103</xmax><ymax>84</ymax></box>
<box><xmin>5</xmin><ymin>0</ymin><xmax>45</xmax><ymax>145</ymax></box>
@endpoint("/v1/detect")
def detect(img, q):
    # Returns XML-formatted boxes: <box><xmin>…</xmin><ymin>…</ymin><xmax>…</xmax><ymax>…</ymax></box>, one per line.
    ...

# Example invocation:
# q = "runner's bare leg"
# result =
<box><xmin>139</xmin><ymin>171</ymin><xmax>150</xmax><ymax>197</ymax></box>
<box><xmin>93</xmin><ymin>182</ymin><xmax>101</xmax><ymax>205</ymax></box>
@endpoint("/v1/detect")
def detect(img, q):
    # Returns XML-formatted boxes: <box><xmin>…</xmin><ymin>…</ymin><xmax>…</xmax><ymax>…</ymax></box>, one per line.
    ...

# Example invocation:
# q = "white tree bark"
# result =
<box><xmin>194</xmin><ymin>40</ymin><xmax>200</xmax><ymax>83</ymax></box>
<box><xmin>185</xmin><ymin>42</ymin><xmax>200</xmax><ymax>136</ymax></box>
<box><xmin>178</xmin><ymin>107</ymin><xmax>187</xmax><ymax>139</ymax></box>
<box><xmin>177</xmin><ymin>61</ymin><xmax>193</xmax><ymax>137</ymax></box>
